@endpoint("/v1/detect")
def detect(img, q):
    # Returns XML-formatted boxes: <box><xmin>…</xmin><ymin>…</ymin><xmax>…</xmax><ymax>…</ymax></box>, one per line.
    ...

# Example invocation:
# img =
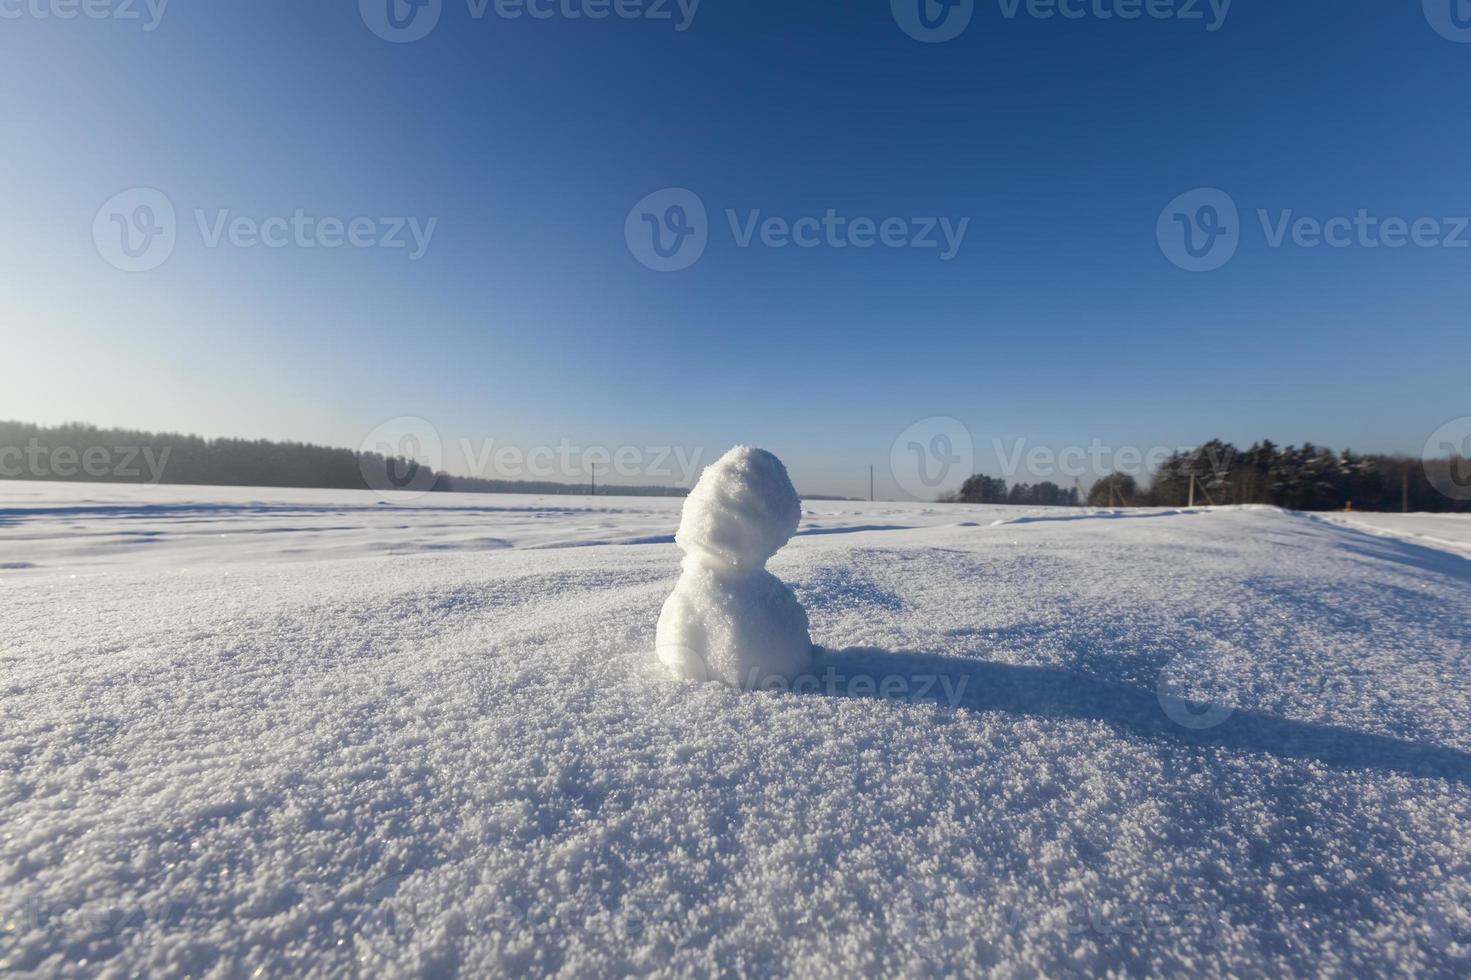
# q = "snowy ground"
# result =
<box><xmin>3</xmin><ymin>483</ymin><xmax>1471</xmax><ymax>976</ymax></box>
<box><xmin>1316</xmin><ymin>511</ymin><xmax>1471</xmax><ymax>558</ymax></box>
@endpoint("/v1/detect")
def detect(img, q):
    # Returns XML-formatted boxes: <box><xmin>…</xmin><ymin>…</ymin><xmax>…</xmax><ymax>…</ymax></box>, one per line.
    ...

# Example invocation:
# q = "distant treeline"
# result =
<box><xmin>0</xmin><ymin>421</ymin><xmax>691</xmax><ymax>497</ymax></box>
<box><xmin>943</xmin><ymin>475</ymin><xmax>1080</xmax><ymax>507</ymax></box>
<box><xmin>1087</xmin><ymin>440</ymin><xmax>1470</xmax><ymax>513</ymax></box>
<box><xmin>942</xmin><ymin>438</ymin><xmax>1470</xmax><ymax>513</ymax></box>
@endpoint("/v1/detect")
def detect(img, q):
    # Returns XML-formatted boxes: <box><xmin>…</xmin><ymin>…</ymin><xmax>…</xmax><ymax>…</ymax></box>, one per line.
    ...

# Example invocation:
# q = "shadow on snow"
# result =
<box><xmin>811</xmin><ymin>646</ymin><xmax>1471</xmax><ymax>787</ymax></box>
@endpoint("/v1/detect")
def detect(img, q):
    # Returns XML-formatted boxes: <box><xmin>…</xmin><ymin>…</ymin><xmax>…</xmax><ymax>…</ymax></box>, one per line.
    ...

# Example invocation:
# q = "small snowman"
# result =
<box><xmin>656</xmin><ymin>446</ymin><xmax>814</xmax><ymax>687</ymax></box>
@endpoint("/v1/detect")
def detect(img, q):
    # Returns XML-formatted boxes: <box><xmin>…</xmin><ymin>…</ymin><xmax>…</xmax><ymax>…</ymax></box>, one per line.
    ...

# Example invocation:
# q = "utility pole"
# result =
<box><xmin>1188</xmin><ymin>473</ymin><xmax>1196</xmax><ymax>508</ymax></box>
<box><xmin>869</xmin><ymin>465</ymin><xmax>874</xmax><ymax>502</ymax></box>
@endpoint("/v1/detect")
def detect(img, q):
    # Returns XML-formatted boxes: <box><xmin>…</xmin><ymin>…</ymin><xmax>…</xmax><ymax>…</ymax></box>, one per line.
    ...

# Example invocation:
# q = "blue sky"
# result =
<box><xmin>2</xmin><ymin>0</ymin><xmax>1468</xmax><ymax>497</ymax></box>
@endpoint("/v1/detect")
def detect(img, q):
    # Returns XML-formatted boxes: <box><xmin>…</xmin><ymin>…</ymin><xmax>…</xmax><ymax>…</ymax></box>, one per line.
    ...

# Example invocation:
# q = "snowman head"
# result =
<box><xmin>676</xmin><ymin>446</ymin><xmax>801</xmax><ymax>572</ymax></box>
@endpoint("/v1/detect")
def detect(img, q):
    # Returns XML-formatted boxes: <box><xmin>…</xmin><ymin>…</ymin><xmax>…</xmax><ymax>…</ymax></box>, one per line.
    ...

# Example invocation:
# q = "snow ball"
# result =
<box><xmin>674</xmin><ymin>445</ymin><xmax>802</xmax><ymax>572</ymax></box>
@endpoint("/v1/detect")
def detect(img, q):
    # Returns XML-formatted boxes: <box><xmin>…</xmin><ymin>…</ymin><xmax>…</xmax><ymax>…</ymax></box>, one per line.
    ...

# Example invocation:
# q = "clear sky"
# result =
<box><xmin>3</xmin><ymin>0</ymin><xmax>1468</xmax><ymax>498</ymax></box>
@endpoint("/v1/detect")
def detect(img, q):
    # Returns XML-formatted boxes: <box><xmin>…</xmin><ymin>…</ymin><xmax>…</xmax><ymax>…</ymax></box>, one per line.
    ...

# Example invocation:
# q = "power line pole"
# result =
<box><xmin>1188</xmin><ymin>473</ymin><xmax>1196</xmax><ymax>508</ymax></box>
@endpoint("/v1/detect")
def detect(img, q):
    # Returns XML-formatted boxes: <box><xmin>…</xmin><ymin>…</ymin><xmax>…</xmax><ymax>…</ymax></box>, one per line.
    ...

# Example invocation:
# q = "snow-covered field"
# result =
<box><xmin>1317</xmin><ymin>511</ymin><xmax>1471</xmax><ymax>558</ymax></box>
<box><xmin>3</xmin><ymin>482</ymin><xmax>1471</xmax><ymax>976</ymax></box>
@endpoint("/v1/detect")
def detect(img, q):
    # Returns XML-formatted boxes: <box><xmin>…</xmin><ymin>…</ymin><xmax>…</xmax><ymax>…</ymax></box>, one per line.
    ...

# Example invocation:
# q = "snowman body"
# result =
<box><xmin>655</xmin><ymin>446</ymin><xmax>813</xmax><ymax>686</ymax></box>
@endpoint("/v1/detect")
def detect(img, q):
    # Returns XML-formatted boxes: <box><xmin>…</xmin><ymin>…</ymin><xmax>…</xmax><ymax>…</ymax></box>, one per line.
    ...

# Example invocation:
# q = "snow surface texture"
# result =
<box><xmin>4</xmin><ymin>483</ymin><xmax>1471</xmax><ymax>976</ymax></box>
<box><xmin>656</xmin><ymin>446</ymin><xmax>813</xmax><ymax>686</ymax></box>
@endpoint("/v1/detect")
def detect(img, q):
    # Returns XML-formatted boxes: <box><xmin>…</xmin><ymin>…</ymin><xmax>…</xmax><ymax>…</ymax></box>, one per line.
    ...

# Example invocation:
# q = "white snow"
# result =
<box><xmin>1315</xmin><ymin>511</ymin><xmax>1471</xmax><ymax>558</ymax></box>
<box><xmin>0</xmin><ymin>480</ymin><xmax>1075</xmax><ymax>574</ymax></box>
<box><xmin>3</xmin><ymin>484</ymin><xmax>1471</xmax><ymax>975</ymax></box>
<box><xmin>657</xmin><ymin>447</ymin><xmax>813</xmax><ymax>685</ymax></box>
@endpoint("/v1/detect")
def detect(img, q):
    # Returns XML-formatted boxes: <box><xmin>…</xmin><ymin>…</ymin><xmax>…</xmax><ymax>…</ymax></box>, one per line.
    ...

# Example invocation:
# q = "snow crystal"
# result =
<box><xmin>656</xmin><ymin>446</ymin><xmax>813</xmax><ymax>685</ymax></box>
